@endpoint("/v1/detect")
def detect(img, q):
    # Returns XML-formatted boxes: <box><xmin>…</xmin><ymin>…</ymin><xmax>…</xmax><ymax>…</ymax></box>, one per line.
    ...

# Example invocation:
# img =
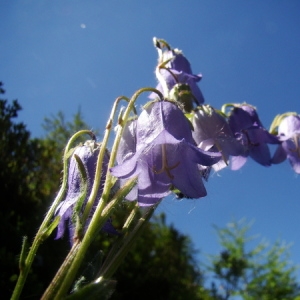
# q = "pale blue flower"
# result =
<box><xmin>272</xmin><ymin>115</ymin><xmax>300</xmax><ymax>173</ymax></box>
<box><xmin>111</xmin><ymin>101</ymin><xmax>221</xmax><ymax>206</ymax></box>
<box><xmin>228</xmin><ymin>104</ymin><xmax>279</xmax><ymax>170</ymax></box>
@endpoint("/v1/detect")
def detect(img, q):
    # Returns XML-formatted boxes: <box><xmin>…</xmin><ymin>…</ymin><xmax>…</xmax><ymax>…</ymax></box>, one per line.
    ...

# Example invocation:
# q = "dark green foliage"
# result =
<box><xmin>0</xmin><ymin>83</ymin><xmax>46</xmax><ymax>297</ymax></box>
<box><xmin>110</xmin><ymin>212</ymin><xmax>211</xmax><ymax>300</ymax></box>
<box><xmin>0</xmin><ymin>83</ymin><xmax>94</xmax><ymax>298</ymax></box>
<box><xmin>42</xmin><ymin>108</ymin><xmax>93</xmax><ymax>153</ymax></box>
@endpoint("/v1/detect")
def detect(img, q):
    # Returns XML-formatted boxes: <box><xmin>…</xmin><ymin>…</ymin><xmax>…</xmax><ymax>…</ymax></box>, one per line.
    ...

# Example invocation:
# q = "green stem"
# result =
<box><xmin>64</xmin><ymin>204</ymin><xmax>158</xmax><ymax>300</ymax></box>
<box><xmin>51</xmin><ymin>87</ymin><xmax>162</xmax><ymax>298</ymax></box>
<box><xmin>41</xmin><ymin>242</ymin><xmax>81</xmax><ymax>299</ymax></box>
<box><xmin>220</xmin><ymin>103</ymin><xmax>236</xmax><ymax>115</ymax></box>
<box><xmin>99</xmin><ymin>204</ymin><xmax>158</xmax><ymax>279</ymax></box>
<box><xmin>99</xmin><ymin>203</ymin><xmax>140</xmax><ymax>271</ymax></box>
<box><xmin>81</xmin><ymin>96</ymin><xmax>129</xmax><ymax>226</ymax></box>
<box><xmin>50</xmin><ymin>177</ymin><xmax>137</xmax><ymax>300</ymax></box>
<box><xmin>11</xmin><ymin>130</ymin><xmax>94</xmax><ymax>300</ymax></box>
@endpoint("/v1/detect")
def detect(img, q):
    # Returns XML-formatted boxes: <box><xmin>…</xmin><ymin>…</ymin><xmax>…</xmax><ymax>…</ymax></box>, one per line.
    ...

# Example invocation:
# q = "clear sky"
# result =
<box><xmin>1</xmin><ymin>1</ymin><xmax>300</xmax><ymax>280</ymax></box>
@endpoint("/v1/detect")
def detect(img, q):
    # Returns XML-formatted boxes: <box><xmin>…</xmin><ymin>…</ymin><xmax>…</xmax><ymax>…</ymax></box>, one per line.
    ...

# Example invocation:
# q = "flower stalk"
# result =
<box><xmin>11</xmin><ymin>130</ymin><xmax>95</xmax><ymax>300</ymax></box>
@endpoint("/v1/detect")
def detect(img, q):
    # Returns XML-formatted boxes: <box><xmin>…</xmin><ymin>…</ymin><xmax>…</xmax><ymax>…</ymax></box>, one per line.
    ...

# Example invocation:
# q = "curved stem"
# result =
<box><xmin>51</xmin><ymin>177</ymin><xmax>137</xmax><ymax>300</ymax></box>
<box><xmin>52</xmin><ymin>87</ymin><xmax>162</xmax><ymax>298</ymax></box>
<box><xmin>41</xmin><ymin>242</ymin><xmax>81</xmax><ymax>299</ymax></box>
<box><xmin>65</xmin><ymin>204</ymin><xmax>158</xmax><ymax>300</ymax></box>
<box><xmin>99</xmin><ymin>203</ymin><xmax>140</xmax><ymax>272</ymax></box>
<box><xmin>81</xmin><ymin>96</ymin><xmax>129</xmax><ymax>226</ymax></box>
<box><xmin>99</xmin><ymin>204</ymin><xmax>158</xmax><ymax>279</ymax></box>
<box><xmin>11</xmin><ymin>130</ymin><xmax>94</xmax><ymax>300</ymax></box>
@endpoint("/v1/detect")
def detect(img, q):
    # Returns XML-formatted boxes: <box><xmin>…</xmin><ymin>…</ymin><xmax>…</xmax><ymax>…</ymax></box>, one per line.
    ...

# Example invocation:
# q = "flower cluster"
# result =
<box><xmin>56</xmin><ymin>37</ymin><xmax>300</xmax><ymax>232</ymax></box>
<box><xmin>15</xmin><ymin>37</ymin><xmax>300</xmax><ymax>300</ymax></box>
<box><xmin>111</xmin><ymin>100</ymin><xmax>221</xmax><ymax>206</ymax></box>
<box><xmin>110</xmin><ymin>38</ymin><xmax>300</xmax><ymax>207</ymax></box>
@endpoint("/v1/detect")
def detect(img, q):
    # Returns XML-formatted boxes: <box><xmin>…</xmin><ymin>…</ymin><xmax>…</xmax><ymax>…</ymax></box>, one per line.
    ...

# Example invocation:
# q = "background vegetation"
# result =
<box><xmin>1</xmin><ymin>82</ymin><xmax>299</xmax><ymax>299</ymax></box>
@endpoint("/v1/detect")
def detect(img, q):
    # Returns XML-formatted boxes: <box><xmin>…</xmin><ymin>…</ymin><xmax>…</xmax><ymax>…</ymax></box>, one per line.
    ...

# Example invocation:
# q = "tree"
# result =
<box><xmin>0</xmin><ymin>82</ymin><xmax>57</xmax><ymax>297</ymax></box>
<box><xmin>42</xmin><ymin>108</ymin><xmax>94</xmax><ymax>153</ymax></box>
<box><xmin>207</xmin><ymin>219</ymin><xmax>300</xmax><ymax>299</ymax></box>
<box><xmin>110</xmin><ymin>212</ymin><xmax>212</xmax><ymax>300</ymax></box>
<box><xmin>0</xmin><ymin>83</ymin><xmax>97</xmax><ymax>298</ymax></box>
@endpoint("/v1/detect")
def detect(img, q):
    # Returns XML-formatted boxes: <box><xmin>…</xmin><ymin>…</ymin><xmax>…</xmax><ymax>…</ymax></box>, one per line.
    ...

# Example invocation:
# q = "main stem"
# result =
<box><xmin>11</xmin><ymin>130</ymin><xmax>94</xmax><ymax>300</ymax></box>
<box><xmin>50</xmin><ymin>87</ymin><xmax>162</xmax><ymax>298</ymax></box>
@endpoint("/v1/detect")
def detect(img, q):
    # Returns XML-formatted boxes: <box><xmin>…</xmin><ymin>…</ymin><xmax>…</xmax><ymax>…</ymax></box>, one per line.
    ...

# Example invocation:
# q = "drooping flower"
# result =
<box><xmin>150</xmin><ymin>38</ymin><xmax>204</xmax><ymax>111</ymax></box>
<box><xmin>110</xmin><ymin>100</ymin><xmax>221</xmax><ymax>206</ymax></box>
<box><xmin>55</xmin><ymin>140</ymin><xmax>118</xmax><ymax>244</ymax></box>
<box><xmin>228</xmin><ymin>104</ymin><xmax>279</xmax><ymax>170</ymax></box>
<box><xmin>115</xmin><ymin>117</ymin><xmax>137</xmax><ymax>201</ymax></box>
<box><xmin>191</xmin><ymin>105</ymin><xmax>245</xmax><ymax>171</ymax></box>
<box><xmin>272</xmin><ymin>115</ymin><xmax>300</xmax><ymax>173</ymax></box>
<box><xmin>116</xmin><ymin>117</ymin><xmax>137</xmax><ymax>165</ymax></box>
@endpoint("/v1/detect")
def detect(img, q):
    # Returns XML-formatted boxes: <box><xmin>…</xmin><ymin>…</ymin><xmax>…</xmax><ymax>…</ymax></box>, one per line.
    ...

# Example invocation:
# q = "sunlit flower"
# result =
<box><xmin>228</xmin><ymin>104</ymin><xmax>279</xmax><ymax>170</ymax></box>
<box><xmin>150</xmin><ymin>38</ymin><xmax>204</xmax><ymax>109</ymax></box>
<box><xmin>55</xmin><ymin>141</ymin><xmax>118</xmax><ymax>244</ymax></box>
<box><xmin>191</xmin><ymin>105</ymin><xmax>245</xmax><ymax>171</ymax></box>
<box><xmin>115</xmin><ymin>117</ymin><xmax>137</xmax><ymax>201</ymax></box>
<box><xmin>272</xmin><ymin>115</ymin><xmax>300</xmax><ymax>173</ymax></box>
<box><xmin>111</xmin><ymin>100</ymin><xmax>221</xmax><ymax>206</ymax></box>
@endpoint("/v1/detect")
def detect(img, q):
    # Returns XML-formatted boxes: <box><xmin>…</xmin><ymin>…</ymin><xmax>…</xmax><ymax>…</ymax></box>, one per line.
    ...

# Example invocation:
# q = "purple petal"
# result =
<box><xmin>249</xmin><ymin>143</ymin><xmax>271</xmax><ymax>166</ymax></box>
<box><xmin>231</xmin><ymin>155</ymin><xmax>248</xmax><ymax>170</ymax></box>
<box><xmin>272</xmin><ymin>144</ymin><xmax>287</xmax><ymax>164</ymax></box>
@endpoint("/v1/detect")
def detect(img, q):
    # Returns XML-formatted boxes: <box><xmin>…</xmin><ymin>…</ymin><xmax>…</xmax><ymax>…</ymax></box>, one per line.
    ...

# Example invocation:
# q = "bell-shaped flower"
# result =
<box><xmin>116</xmin><ymin>117</ymin><xmax>137</xmax><ymax>165</ymax></box>
<box><xmin>272</xmin><ymin>115</ymin><xmax>300</xmax><ymax>173</ymax></box>
<box><xmin>115</xmin><ymin>117</ymin><xmax>138</xmax><ymax>201</ymax></box>
<box><xmin>55</xmin><ymin>140</ymin><xmax>118</xmax><ymax>244</ymax></box>
<box><xmin>150</xmin><ymin>38</ymin><xmax>204</xmax><ymax>109</ymax></box>
<box><xmin>228</xmin><ymin>104</ymin><xmax>279</xmax><ymax>170</ymax></box>
<box><xmin>191</xmin><ymin>105</ymin><xmax>245</xmax><ymax>171</ymax></box>
<box><xmin>110</xmin><ymin>100</ymin><xmax>221</xmax><ymax>206</ymax></box>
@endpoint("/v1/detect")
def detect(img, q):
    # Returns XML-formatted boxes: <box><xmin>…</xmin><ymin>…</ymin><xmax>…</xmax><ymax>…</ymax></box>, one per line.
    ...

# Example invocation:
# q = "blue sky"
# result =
<box><xmin>1</xmin><ymin>1</ymin><xmax>300</xmax><ymax>281</ymax></box>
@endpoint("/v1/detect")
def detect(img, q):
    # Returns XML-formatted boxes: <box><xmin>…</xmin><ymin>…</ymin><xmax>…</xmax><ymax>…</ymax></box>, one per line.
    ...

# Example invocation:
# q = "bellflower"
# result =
<box><xmin>191</xmin><ymin>105</ymin><xmax>245</xmax><ymax>171</ymax></box>
<box><xmin>115</xmin><ymin>117</ymin><xmax>137</xmax><ymax>201</ymax></box>
<box><xmin>110</xmin><ymin>100</ymin><xmax>221</xmax><ymax>206</ymax></box>
<box><xmin>272</xmin><ymin>115</ymin><xmax>300</xmax><ymax>173</ymax></box>
<box><xmin>228</xmin><ymin>104</ymin><xmax>279</xmax><ymax>170</ymax></box>
<box><xmin>150</xmin><ymin>38</ymin><xmax>204</xmax><ymax>109</ymax></box>
<box><xmin>55</xmin><ymin>140</ymin><xmax>118</xmax><ymax>244</ymax></box>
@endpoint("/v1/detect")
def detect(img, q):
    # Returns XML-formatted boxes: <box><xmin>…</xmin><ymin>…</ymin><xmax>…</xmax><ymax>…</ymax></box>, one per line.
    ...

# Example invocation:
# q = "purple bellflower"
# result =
<box><xmin>272</xmin><ymin>115</ymin><xmax>300</xmax><ymax>173</ymax></box>
<box><xmin>115</xmin><ymin>117</ymin><xmax>137</xmax><ymax>201</ymax></box>
<box><xmin>110</xmin><ymin>100</ymin><xmax>221</xmax><ymax>206</ymax></box>
<box><xmin>191</xmin><ymin>105</ymin><xmax>245</xmax><ymax>171</ymax></box>
<box><xmin>228</xmin><ymin>104</ymin><xmax>279</xmax><ymax>170</ymax></box>
<box><xmin>55</xmin><ymin>140</ymin><xmax>118</xmax><ymax>245</ymax></box>
<box><xmin>150</xmin><ymin>38</ymin><xmax>204</xmax><ymax>110</ymax></box>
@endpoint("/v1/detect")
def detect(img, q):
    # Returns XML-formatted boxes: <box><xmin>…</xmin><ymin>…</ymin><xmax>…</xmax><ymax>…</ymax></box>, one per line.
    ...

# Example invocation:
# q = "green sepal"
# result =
<box><xmin>72</xmin><ymin>153</ymin><xmax>88</xmax><ymax>220</ymax></box>
<box><xmin>40</xmin><ymin>216</ymin><xmax>61</xmax><ymax>241</ymax></box>
<box><xmin>153</xmin><ymin>37</ymin><xmax>171</xmax><ymax>50</ymax></box>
